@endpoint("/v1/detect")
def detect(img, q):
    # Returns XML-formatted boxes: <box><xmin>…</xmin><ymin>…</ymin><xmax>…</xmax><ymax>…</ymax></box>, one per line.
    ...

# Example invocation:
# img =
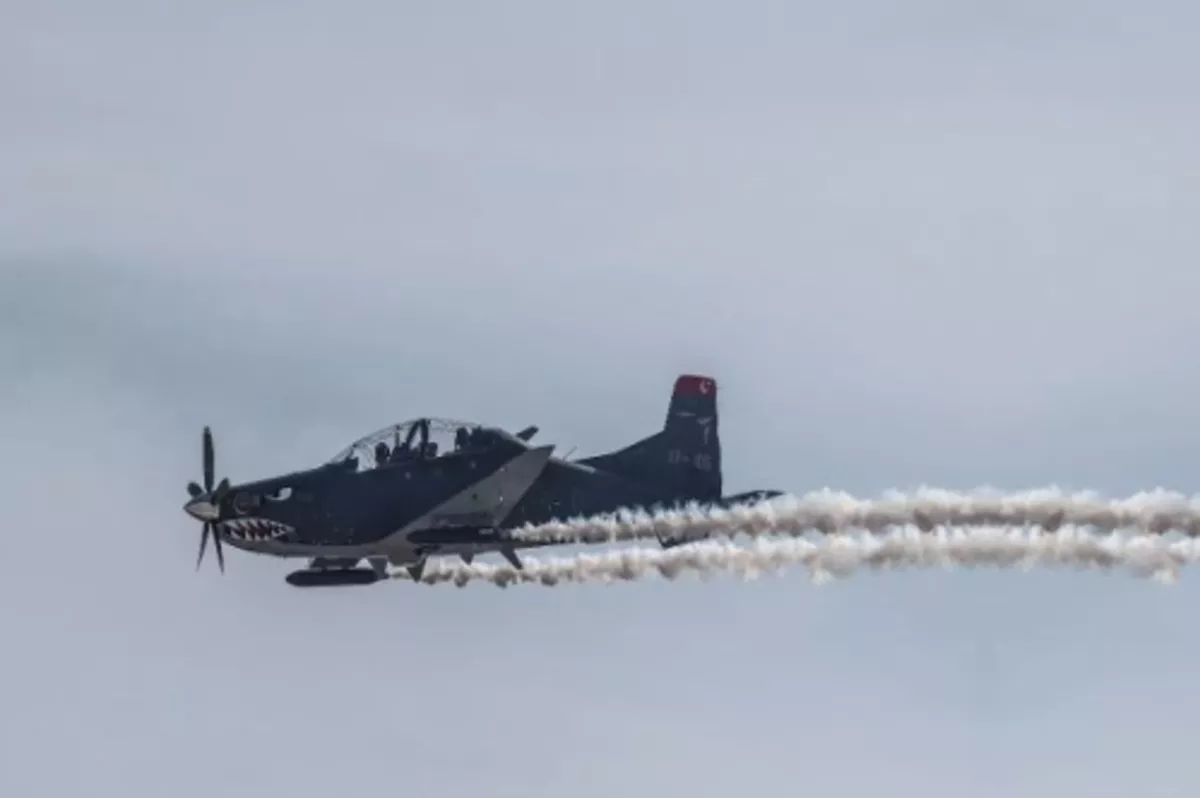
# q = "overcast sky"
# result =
<box><xmin>4</xmin><ymin>1</ymin><xmax>1200</xmax><ymax>796</ymax></box>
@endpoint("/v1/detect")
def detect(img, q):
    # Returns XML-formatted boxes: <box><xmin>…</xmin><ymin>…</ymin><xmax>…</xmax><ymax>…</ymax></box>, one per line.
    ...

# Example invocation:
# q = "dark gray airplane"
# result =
<box><xmin>182</xmin><ymin>373</ymin><xmax>781</xmax><ymax>587</ymax></box>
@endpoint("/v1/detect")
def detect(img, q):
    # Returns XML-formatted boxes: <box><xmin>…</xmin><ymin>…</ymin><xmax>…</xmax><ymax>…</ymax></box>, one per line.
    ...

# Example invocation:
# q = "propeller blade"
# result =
<box><xmin>202</xmin><ymin>426</ymin><xmax>214</xmax><ymax>493</ymax></box>
<box><xmin>192</xmin><ymin>428</ymin><xmax>227</xmax><ymax>574</ymax></box>
<box><xmin>196</xmin><ymin>522</ymin><xmax>210</xmax><ymax>570</ymax></box>
<box><xmin>213</xmin><ymin>527</ymin><xmax>225</xmax><ymax>572</ymax></box>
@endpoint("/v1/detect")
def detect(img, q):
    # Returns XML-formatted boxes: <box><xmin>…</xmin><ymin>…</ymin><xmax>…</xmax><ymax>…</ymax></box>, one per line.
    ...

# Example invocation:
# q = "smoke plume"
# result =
<box><xmin>506</xmin><ymin>488</ymin><xmax>1200</xmax><ymax>546</ymax></box>
<box><xmin>393</xmin><ymin>527</ymin><xmax>1200</xmax><ymax>588</ymax></box>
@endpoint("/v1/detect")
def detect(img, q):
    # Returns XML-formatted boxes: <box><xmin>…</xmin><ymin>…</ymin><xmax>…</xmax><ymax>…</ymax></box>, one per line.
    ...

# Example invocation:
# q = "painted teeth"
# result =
<box><xmin>221</xmin><ymin>518</ymin><xmax>293</xmax><ymax>542</ymax></box>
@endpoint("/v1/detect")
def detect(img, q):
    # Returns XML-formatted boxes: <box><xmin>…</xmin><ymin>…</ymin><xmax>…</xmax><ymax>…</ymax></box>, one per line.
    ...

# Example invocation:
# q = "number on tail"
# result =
<box><xmin>667</xmin><ymin>449</ymin><xmax>713</xmax><ymax>471</ymax></box>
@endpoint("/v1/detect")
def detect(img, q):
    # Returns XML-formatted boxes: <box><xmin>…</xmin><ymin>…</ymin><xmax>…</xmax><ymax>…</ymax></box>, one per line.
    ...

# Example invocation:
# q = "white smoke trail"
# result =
<box><xmin>393</xmin><ymin>527</ymin><xmax>1200</xmax><ymax>588</ymax></box>
<box><xmin>506</xmin><ymin>487</ymin><xmax>1200</xmax><ymax>546</ymax></box>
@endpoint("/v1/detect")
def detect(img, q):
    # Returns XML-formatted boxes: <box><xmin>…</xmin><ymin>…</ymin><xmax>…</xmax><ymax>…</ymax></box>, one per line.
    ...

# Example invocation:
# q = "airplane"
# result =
<box><xmin>182</xmin><ymin>373</ymin><xmax>782</xmax><ymax>588</ymax></box>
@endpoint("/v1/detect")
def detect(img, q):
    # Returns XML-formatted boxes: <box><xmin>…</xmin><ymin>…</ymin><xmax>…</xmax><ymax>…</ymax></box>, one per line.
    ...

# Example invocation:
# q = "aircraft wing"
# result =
<box><xmin>379</xmin><ymin>444</ymin><xmax>557</xmax><ymax>572</ymax></box>
<box><xmin>386</xmin><ymin>444</ymin><xmax>554</xmax><ymax>544</ymax></box>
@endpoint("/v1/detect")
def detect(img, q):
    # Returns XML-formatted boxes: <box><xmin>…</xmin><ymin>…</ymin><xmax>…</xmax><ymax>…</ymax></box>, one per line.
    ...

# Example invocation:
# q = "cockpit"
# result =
<box><xmin>324</xmin><ymin>418</ymin><xmax>524</xmax><ymax>473</ymax></box>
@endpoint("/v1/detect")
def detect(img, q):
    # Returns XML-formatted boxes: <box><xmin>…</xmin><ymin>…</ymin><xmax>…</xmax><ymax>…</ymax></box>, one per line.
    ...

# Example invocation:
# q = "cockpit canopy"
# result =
<box><xmin>325</xmin><ymin>417</ymin><xmax>523</xmax><ymax>472</ymax></box>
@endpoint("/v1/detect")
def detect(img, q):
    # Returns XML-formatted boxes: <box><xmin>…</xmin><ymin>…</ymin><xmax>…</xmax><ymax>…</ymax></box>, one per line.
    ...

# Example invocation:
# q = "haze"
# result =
<box><xmin>3</xmin><ymin>1</ymin><xmax>1200</xmax><ymax>795</ymax></box>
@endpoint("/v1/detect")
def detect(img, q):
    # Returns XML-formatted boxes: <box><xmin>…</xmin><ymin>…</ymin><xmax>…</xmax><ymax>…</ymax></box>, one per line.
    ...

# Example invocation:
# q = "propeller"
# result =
<box><xmin>186</xmin><ymin>426</ymin><xmax>230</xmax><ymax>572</ymax></box>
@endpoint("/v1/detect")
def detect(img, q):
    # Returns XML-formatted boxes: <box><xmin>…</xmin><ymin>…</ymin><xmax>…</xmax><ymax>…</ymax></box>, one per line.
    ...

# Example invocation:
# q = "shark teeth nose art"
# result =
<box><xmin>221</xmin><ymin>518</ymin><xmax>294</xmax><ymax>542</ymax></box>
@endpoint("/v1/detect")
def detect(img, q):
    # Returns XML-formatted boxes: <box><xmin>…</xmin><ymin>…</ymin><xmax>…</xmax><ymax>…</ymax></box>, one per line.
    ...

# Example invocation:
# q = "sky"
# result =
<box><xmin>3</xmin><ymin>1</ymin><xmax>1200</xmax><ymax>795</ymax></box>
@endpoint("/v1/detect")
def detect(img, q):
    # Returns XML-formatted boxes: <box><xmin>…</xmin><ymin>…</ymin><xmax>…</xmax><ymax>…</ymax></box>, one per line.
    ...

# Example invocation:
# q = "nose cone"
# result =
<box><xmin>184</xmin><ymin>497</ymin><xmax>220</xmax><ymax>522</ymax></box>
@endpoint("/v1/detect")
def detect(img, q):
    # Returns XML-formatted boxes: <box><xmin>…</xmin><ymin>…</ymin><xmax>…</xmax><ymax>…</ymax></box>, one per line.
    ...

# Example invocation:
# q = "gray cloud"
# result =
<box><xmin>4</xmin><ymin>1</ymin><xmax>1200</xmax><ymax>795</ymax></box>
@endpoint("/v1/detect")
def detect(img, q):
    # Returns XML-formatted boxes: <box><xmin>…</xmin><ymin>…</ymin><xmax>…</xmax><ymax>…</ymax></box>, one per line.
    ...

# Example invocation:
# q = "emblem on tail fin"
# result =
<box><xmin>674</xmin><ymin>375</ymin><xmax>715</xmax><ymax>396</ymax></box>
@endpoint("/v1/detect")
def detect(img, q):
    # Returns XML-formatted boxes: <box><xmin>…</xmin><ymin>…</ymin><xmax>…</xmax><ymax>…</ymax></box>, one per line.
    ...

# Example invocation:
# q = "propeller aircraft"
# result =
<box><xmin>183</xmin><ymin>374</ymin><xmax>781</xmax><ymax>587</ymax></box>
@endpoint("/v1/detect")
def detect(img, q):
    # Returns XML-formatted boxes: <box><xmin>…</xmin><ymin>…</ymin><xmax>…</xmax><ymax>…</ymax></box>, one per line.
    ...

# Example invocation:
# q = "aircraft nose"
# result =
<box><xmin>184</xmin><ymin>497</ymin><xmax>220</xmax><ymax>522</ymax></box>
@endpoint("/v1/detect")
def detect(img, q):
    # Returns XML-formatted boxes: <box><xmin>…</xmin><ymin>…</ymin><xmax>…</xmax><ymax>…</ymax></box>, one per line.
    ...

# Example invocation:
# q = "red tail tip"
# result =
<box><xmin>674</xmin><ymin>374</ymin><xmax>716</xmax><ymax>396</ymax></box>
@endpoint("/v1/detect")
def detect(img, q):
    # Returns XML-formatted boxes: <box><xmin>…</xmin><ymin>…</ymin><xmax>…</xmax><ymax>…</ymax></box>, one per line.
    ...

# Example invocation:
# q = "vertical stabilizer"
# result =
<box><xmin>578</xmin><ymin>374</ymin><xmax>722</xmax><ymax>501</ymax></box>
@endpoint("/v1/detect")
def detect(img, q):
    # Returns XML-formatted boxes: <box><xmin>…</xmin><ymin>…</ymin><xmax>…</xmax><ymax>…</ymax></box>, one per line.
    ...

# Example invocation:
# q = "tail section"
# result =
<box><xmin>660</xmin><ymin>374</ymin><xmax>722</xmax><ymax>500</ymax></box>
<box><xmin>579</xmin><ymin>374</ymin><xmax>722</xmax><ymax>501</ymax></box>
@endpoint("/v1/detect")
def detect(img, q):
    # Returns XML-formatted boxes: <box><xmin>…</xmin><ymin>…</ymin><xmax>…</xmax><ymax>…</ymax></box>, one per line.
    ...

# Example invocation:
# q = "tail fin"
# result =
<box><xmin>660</xmin><ymin>374</ymin><xmax>722</xmax><ymax>499</ymax></box>
<box><xmin>579</xmin><ymin>374</ymin><xmax>722</xmax><ymax>501</ymax></box>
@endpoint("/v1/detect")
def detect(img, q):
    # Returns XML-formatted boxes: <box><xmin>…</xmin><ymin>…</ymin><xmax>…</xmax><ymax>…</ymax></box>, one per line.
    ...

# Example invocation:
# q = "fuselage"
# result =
<box><xmin>188</xmin><ymin>444</ymin><xmax>702</xmax><ymax>565</ymax></box>
<box><xmin>194</xmin><ymin>440</ymin><xmax>530</xmax><ymax>559</ymax></box>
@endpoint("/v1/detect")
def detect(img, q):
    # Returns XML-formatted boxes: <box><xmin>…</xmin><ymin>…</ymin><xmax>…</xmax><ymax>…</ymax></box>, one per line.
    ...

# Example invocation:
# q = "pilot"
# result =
<box><xmin>374</xmin><ymin>441</ymin><xmax>390</xmax><ymax>467</ymax></box>
<box><xmin>391</xmin><ymin>436</ymin><xmax>417</xmax><ymax>461</ymax></box>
